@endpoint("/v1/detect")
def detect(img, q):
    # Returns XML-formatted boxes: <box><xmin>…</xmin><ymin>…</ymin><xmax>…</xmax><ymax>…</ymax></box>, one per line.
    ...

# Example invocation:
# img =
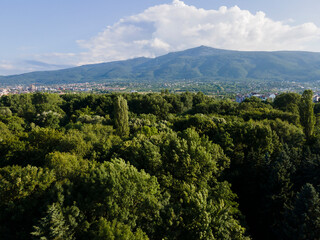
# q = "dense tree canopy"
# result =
<box><xmin>0</xmin><ymin>91</ymin><xmax>319</xmax><ymax>239</ymax></box>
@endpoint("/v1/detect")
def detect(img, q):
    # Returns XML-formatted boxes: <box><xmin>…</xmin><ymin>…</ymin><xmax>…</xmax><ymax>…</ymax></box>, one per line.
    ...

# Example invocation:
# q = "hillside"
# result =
<box><xmin>2</xmin><ymin>46</ymin><xmax>320</xmax><ymax>85</ymax></box>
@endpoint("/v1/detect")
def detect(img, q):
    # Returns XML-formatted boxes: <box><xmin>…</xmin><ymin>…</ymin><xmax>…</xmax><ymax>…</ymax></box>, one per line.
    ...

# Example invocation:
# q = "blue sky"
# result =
<box><xmin>1</xmin><ymin>0</ymin><xmax>320</xmax><ymax>75</ymax></box>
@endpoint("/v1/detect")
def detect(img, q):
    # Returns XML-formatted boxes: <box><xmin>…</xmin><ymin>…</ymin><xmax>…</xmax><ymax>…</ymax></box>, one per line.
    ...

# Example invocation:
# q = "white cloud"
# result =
<box><xmin>0</xmin><ymin>61</ymin><xmax>15</xmax><ymax>71</ymax></box>
<box><xmin>73</xmin><ymin>0</ymin><xmax>320</xmax><ymax>65</ymax></box>
<box><xmin>0</xmin><ymin>59</ymin><xmax>73</xmax><ymax>76</ymax></box>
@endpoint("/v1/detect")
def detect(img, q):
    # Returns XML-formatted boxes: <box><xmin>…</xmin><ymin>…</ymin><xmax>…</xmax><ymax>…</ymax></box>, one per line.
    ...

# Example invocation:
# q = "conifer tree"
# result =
<box><xmin>284</xmin><ymin>183</ymin><xmax>320</xmax><ymax>240</ymax></box>
<box><xmin>31</xmin><ymin>203</ymin><xmax>73</xmax><ymax>240</ymax></box>
<box><xmin>114</xmin><ymin>95</ymin><xmax>129</xmax><ymax>137</ymax></box>
<box><xmin>263</xmin><ymin>149</ymin><xmax>294</xmax><ymax>238</ymax></box>
<box><xmin>299</xmin><ymin>89</ymin><xmax>315</xmax><ymax>140</ymax></box>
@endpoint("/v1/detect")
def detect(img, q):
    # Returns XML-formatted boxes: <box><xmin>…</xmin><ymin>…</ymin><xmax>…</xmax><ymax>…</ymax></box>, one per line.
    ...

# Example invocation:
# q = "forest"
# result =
<box><xmin>0</xmin><ymin>90</ymin><xmax>320</xmax><ymax>240</ymax></box>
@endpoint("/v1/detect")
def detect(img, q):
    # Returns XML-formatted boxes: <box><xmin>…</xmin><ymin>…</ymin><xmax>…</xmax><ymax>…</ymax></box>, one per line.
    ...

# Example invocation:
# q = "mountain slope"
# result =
<box><xmin>2</xmin><ymin>46</ymin><xmax>320</xmax><ymax>85</ymax></box>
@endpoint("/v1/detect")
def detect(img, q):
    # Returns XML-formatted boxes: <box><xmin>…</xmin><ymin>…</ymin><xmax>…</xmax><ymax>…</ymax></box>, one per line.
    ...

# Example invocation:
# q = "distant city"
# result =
<box><xmin>1</xmin><ymin>82</ymin><xmax>320</xmax><ymax>104</ymax></box>
<box><xmin>0</xmin><ymin>83</ymin><xmax>127</xmax><ymax>96</ymax></box>
<box><xmin>236</xmin><ymin>92</ymin><xmax>320</xmax><ymax>103</ymax></box>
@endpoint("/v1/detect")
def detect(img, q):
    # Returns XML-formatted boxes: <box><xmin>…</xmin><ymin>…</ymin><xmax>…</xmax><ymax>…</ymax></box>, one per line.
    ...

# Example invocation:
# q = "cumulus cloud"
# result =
<box><xmin>74</xmin><ymin>0</ymin><xmax>320</xmax><ymax>65</ymax></box>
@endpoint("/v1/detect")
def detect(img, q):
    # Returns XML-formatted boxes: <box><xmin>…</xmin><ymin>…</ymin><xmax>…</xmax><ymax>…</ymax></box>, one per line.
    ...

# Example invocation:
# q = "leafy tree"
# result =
<box><xmin>45</xmin><ymin>152</ymin><xmax>88</xmax><ymax>180</ymax></box>
<box><xmin>35</xmin><ymin>110</ymin><xmax>62</xmax><ymax>128</ymax></box>
<box><xmin>89</xmin><ymin>218</ymin><xmax>148</xmax><ymax>240</ymax></box>
<box><xmin>116</xmin><ymin>135</ymin><xmax>162</xmax><ymax>175</ymax></box>
<box><xmin>273</xmin><ymin>92</ymin><xmax>301</xmax><ymax>114</ymax></box>
<box><xmin>26</xmin><ymin>127</ymin><xmax>92</xmax><ymax>165</ymax></box>
<box><xmin>71</xmin><ymin>159</ymin><xmax>163</xmax><ymax>238</ymax></box>
<box><xmin>180</xmin><ymin>91</ymin><xmax>193</xmax><ymax>112</ymax></box>
<box><xmin>0</xmin><ymin>115</ymin><xmax>25</xmax><ymax>134</ymax></box>
<box><xmin>191</xmin><ymin>99</ymin><xmax>237</xmax><ymax>115</ymax></box>
<box><xmin>173</xmin><ymin>114</ymin><xmax>217</xmax><ymax>136</ymax></box>
<box><xmin>159</xmin><ymin>128</ymin><xmax>229</xmax><ymax>187</ymax></box>
<box><xmin>0</xmin><ymin>94</ymin><xmax>35</xmax><ymax>120</ymax></box>
<box><xmin>32</xmin><ymin>93</ymin><xmax>64</xmax><ymax>114</ymax></box>
<box><xmin>60</xmin><ymin>129</ymin><xmax>92</xmax><ymax>157</ymax></box>
<box><xmin>149</xmin><ymin>129</ymin><xmax>248</xmax><ymax>239</ymax></box>
<box><xmin>0</xmin><ymin>107</ymin><xmax>12</xmax><ymax>117</ymax></box>
<box><xmin>0</xmin><ymin>165</ymin><xmax>55</xmax><ymax>205</ymax></box>
<box><xmin>0</xmin><ymin>165</ymin><xmax>56</xmax><ymax>239</ymax></box>
<box><xmin>65</xmin><ymin>123</ymin><xmax>119</xmax><ymax>162</ymax></box>
<box><xmin>0</xmin><ymin>121</ymin><xmax>26</xmax><ymax>166</ymax></box>
<box><xmin>192</xmin><ymin>91</ymin><xmax>206</xmax><ymax>105</ymax></box>
<box><xmin>263</xmin><ymin>119</ymin><xmax>304</xmax><ymax>147</ymax></box>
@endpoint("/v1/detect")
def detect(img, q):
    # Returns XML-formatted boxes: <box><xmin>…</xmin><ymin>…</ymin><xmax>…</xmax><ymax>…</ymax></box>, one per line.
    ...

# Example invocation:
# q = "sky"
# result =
<box><xmin>1</xmin><ymin>0</ymin><xmax>320</xmax><ymax>75</ymax></box>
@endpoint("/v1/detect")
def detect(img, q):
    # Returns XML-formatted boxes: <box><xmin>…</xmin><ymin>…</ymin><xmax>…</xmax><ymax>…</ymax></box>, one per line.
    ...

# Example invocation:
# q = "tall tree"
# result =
<box><xmin>263</xmin><ymin>149</ymin><xmax>294</xmax><ymax>239</ymax></box>
<box><xmin>299</xmin><ymin>90</ymin><xmax>315</xmax><ymax>140</ymax></box>
<box><xmin>114</xmin><ymin>95</ymin><xmax>129</xmax><ymax>138</ymax></box>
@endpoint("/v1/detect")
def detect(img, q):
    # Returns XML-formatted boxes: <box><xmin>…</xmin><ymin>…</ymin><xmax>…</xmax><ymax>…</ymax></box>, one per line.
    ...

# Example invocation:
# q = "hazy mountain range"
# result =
<box><xmin>1</xmin><ymin>46</ymin><xmax>320</xmax><ymax>85</ymax></box>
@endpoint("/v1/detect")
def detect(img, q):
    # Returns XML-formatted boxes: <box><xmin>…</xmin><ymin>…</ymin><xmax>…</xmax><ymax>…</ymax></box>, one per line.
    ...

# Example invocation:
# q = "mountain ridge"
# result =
<box><xmin>2</xmin><ymin>46</ymin><xmax>320</xmax><ymax>85</ymax></box>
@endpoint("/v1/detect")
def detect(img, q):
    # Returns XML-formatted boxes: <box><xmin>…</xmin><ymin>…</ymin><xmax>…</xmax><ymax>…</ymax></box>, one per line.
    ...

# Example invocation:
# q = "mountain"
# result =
<box><xmin>2</xmin><ymin>46</ymin><xmax>320</xmax><ymax>85</ymax></box>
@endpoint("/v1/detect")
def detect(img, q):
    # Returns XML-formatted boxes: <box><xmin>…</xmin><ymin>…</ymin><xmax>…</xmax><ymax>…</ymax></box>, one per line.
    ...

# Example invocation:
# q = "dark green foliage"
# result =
<box><xmin>26</xmin><ymin>127</ymin><xmax>91</xmax><ymax>165</ymax></box>
<box><xmin>32</xmin><ymin>93</ymin><xmax>64</xmax><ymax>114</ymax></box>
<box><xmin>71</xmin><ymin>159</ymin><xmax>163</xmax><ymax>238</ymax></box>
<box><xmin>0</xmin><ymin>121</ymin><xmax>26</xmax><ymax>166</ymax></box>
<box><xmin>173</xmin><ymin>114</ymin><xmax>217</xmax><ymax>135</ymax></box>
<box><xmin>117</xmin><ymin>128</ymin><xmax>247</xmax><ymax>239</ymax></box>
<box><xmin>262</xmin><ymin>149</ymin><xmax>295</xmax><ymax>238</ymax></box>
<box><xmin>1</xmin><ymin>91</ymin><xmax>320</xmax><ymax>240</ymax></box>
<box><xmin>190</xmin><ymin>99</ymin><xmax>238</xmax><ymax>115</ymax></box>
<box><xmin>0</xmin><ymin>94</ymin><xmax>35</xmax><ymax>121</ymax></box>
<box><xmin>273</xmin><ymin>92</ymin><xmax>301</xmax><ymax>114</ymax></box>
<box><xmin>240</xmin><ymin>108</ymin><xmax>300</xmax><ymax>124</ymax></box>
<box><xmin>263</xmin><ymin>119</ymin><xmax>304</xmax><ymax>147</ymax></box>
<box><xmin>284</xmin><ymin>183</ymin><xmax>320</xmax><ymax>240</ymax></box>
<box><xmin>0</xmin><ymin>165</ymin><xmax>56</xmax><ymax>239</ymax></box>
